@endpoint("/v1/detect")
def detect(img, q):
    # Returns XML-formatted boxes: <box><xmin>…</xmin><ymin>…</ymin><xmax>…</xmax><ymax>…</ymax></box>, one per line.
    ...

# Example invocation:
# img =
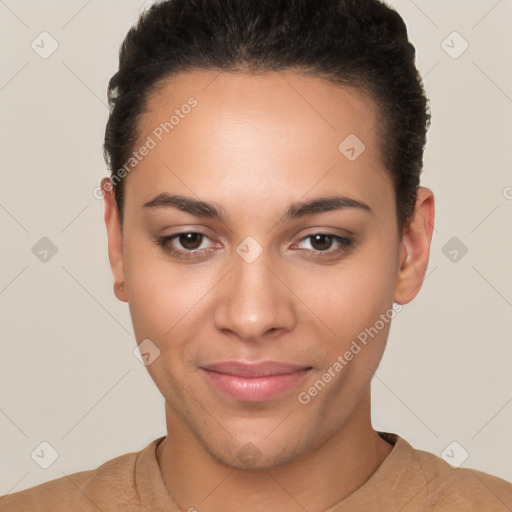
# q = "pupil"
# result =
<box><xmin>312</xmin><ymin>234</ymin><xmax>332</xmax><ymax>251</ymax></box>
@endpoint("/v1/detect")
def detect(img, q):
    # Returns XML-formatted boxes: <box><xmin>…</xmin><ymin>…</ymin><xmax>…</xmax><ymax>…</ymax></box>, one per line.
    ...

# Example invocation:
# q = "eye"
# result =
<box><xmin>155</xmin><ymin>232</ymin><xmax>218</xmax><ymax>259</ymax></box>
<box><xmin>293</xmin><ymin>233</ymin><xmax>353</xmax><ymax>259</ymax></box>
<box><xmin>154</xmin><ymin>231</ymin><xmax>353</xmax><ymax>261</ymax></box>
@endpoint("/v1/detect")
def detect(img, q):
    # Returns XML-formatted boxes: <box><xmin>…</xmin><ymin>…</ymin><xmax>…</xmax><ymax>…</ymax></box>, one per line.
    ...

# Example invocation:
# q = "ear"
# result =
<box><xmin>394</xmin><ymin>187</ymin><xmax>435</xmax><ymax>304</ymax></box>
<box><xmin>101</xmin><ymin>177</ymin><xmax>128</xmax><ymax>302</ymax></box>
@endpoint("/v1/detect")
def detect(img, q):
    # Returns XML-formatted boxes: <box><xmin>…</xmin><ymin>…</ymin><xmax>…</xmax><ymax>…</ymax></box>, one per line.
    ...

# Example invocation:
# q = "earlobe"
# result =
<box><xmin>113</xmin><ymin>281</ymin><xmax>126</xmax><ymax>302</ymax></box>
<box><xmin>394</xmin><ymin>187</ymin><xmax>435</xmax><ymax>305</ymax></box>
<box><xmin>101</xmin><ymin>177</ymin><xmax>128</xmax><ymax>303</ymax></box>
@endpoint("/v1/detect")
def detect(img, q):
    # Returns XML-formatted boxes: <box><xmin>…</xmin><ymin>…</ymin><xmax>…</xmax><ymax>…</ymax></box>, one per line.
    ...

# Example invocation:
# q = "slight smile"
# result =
<box><xmin>200</xmin><ymin>361</ymin><xmax>313</xmax><ymax>402</ymax></box>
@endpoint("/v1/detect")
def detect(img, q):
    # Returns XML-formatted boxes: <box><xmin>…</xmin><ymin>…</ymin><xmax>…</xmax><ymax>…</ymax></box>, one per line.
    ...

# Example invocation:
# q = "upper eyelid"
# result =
<box><xmin>292</xmin><ymin>233</ymin><xmax>352</xmax><ymax>251</ymax></box>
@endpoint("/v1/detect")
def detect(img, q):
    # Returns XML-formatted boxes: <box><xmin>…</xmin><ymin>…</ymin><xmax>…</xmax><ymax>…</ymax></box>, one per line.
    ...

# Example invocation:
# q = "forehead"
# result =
<box><xmin>126</xmin><ymin>69</ymin><xmax>392</xmax><ymax>217</ymax></box>
<box><xmin>141</xmin><ymin>69</ymin><xmax>379</xmax><ymax>145</ymax></box>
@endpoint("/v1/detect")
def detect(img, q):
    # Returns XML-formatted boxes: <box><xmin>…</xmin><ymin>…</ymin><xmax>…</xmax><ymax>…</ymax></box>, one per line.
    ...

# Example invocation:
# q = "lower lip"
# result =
<box><xmin>201</xmin><ymin>368</ymin><xmax>311</xmax><ymax>402</ymax></box>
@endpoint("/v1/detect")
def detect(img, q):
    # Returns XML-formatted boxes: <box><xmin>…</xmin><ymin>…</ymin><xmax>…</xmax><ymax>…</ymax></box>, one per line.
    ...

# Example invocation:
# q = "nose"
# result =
<box><xmin>213</xmin><ymin>248</ymin><xmax>297</xmax><ymax>342</ymax></box>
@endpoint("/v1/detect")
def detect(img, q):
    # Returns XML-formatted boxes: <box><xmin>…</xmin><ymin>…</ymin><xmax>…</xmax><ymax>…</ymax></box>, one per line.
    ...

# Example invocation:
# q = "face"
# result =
<box><xmin>103</xmin><ymin>70</ymin><xmax>433</xmax><ymax>469</ymax></box>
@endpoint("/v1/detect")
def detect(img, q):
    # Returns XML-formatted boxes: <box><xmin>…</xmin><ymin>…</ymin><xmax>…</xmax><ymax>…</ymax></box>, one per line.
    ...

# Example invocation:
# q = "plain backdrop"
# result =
<box><xmin>1</xmin><ymin>0</ymin><xmax>511</xmax><ymax>494</ymax></box>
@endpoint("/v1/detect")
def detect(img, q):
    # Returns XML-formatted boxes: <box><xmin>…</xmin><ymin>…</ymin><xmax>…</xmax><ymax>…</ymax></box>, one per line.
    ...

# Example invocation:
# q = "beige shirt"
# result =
<box><xmin>1</xmin><ymin>432</ymin><xmax>511</xmax><ymax>511</ymax></box>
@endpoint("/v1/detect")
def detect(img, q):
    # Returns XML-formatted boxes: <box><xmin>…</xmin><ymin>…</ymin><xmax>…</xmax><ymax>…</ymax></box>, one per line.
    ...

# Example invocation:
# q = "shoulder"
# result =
<box><xmin>409</xmin><ymin>443</ymin><xmax>512</xmax><ymax>511</ymax></box>
<box><xmin>0</xmin><ymin>449</ymin><xmax>141</xmax><ymax>512</ymax></box>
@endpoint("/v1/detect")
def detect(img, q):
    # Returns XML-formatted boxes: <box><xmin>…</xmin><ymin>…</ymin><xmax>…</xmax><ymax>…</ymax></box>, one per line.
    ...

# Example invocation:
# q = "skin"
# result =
<box><xmin>102</xmin><ymin>69</ymin><xmax>434</xmax><ymax>512</ymax></box>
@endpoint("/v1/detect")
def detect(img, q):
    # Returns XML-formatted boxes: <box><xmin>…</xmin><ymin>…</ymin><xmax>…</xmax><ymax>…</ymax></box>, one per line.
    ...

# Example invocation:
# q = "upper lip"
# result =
<box><xmin>200</xmin><ymin>361</ymin><xmax>312</xmax><ymax>377</ymax></box>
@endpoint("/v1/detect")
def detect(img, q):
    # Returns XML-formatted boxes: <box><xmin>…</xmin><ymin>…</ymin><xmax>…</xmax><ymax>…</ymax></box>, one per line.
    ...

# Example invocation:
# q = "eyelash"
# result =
<box><xmin>154</xmin><ymin>231</ymin><xmax>353</xmax><ymax>261</ymax></box>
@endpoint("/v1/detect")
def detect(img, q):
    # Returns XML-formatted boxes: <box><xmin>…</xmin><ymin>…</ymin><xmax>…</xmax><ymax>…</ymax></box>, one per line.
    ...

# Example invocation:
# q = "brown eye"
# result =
<box><xmin>177</xmin><ymin>233</ymin><xmax>204</xmax><ymax>250</ymax></box>
<box><xmin>155</xmin><ymin>231</ymin><xmax>217</xmax><ymax>260</ymax></box>
<box><xmin>309</xmin><ymin>234</ymin><xmax>335</xmax><ymax>251</ymax></box>
<box><xmin>293</xmin><ymin>233</ymin><xmax>353</xmax><ymax>260</ymax></box>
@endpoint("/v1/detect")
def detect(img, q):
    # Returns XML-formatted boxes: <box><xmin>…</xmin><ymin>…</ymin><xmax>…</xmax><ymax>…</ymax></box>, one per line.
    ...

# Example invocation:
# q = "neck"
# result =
<box><xmin>156</xmin><ymin>394</ymin><xmax>393</xmax><ymax>512</ymax></box>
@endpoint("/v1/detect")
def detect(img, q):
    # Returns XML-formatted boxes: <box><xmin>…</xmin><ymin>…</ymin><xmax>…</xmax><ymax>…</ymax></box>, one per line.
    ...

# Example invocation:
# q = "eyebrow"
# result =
<box><xmin>143</xmin><ymin>193</ymin><xmax>372</xmax><ymax>221</ymax></box>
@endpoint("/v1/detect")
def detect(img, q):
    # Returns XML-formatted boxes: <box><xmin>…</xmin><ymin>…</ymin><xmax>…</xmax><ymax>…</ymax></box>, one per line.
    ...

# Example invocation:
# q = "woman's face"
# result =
<box><xmin>104</xmin><ymin>69</ymin><xmax>421</xmax><ymax>469</ymax></box>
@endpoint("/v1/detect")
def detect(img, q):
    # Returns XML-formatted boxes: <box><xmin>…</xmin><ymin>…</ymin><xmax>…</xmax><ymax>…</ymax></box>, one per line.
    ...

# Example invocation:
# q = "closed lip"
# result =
<box><xmin>200</xmin><ymin>361</ymin><xmax>312</xmax><ymax>377</ymax></box>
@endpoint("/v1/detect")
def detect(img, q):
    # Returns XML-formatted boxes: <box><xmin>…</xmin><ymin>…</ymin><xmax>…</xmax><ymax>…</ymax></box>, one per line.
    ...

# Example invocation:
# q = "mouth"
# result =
<box><xmin>200</xmin><ymin>361</ymin><xmax>313</xmax><ymax>402</ymax></box>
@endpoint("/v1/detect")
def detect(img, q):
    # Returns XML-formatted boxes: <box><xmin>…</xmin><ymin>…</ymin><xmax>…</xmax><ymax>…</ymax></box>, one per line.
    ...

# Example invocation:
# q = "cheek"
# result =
<box><xmin>296</xmin><ymin>259</ymin><xmax>398</xmax><ymax>419</ymax></box>
<box><xmin>299</xmin><ymin>247</ymin><xmax>398</xmax><ymax>337</ymax></box>
<box><xmin>298</xmin><ymin>238</ymin><xmax>399</xmax><ymax>399</ymax></box>
<box><xmin>123</xmin><ymin>248</ymin><xmax>212</xmax><ymax>394</ymax></box>
<box><xmin>122</xmin><ymin>237</ymin><xmax>213</xmax><ymax>342</ymax></box>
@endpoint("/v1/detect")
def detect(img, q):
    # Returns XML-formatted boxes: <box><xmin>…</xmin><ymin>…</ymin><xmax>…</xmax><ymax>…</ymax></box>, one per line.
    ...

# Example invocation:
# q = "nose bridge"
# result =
<box><xmin>213</xmin><ymin>247</ymin><xmax>295</xmax><ymax>340</ymax></box>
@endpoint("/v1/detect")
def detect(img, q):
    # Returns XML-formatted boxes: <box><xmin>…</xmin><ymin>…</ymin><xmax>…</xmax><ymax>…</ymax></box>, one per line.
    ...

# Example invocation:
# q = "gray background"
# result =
<box><xmin>1</xmin><ymin>0</ymin><xmax>511</xmax><ymax>494</ymax></box>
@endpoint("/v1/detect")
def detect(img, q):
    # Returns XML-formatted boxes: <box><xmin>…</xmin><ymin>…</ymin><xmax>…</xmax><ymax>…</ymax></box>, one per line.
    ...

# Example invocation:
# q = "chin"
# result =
<box><xmin>203</xmin><ymin>431</ymin><xmax>314</xmax><ymax>471</ymax></box>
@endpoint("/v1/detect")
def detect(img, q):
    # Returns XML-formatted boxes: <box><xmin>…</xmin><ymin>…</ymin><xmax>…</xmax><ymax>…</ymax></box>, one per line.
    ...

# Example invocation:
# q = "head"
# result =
<box><xmin>102</xmin><ymin>0</ymin><xmax>434</xmax><ymax>469</ymax></box>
